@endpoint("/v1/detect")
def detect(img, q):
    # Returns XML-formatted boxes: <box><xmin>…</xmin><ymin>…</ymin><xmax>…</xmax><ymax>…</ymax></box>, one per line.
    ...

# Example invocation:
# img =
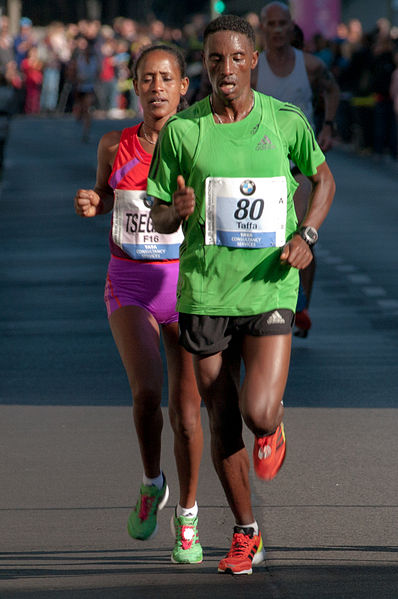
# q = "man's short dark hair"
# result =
<box><xmin>203</xmin><ymin>15</ymin><xmax>255</xmax><ymax>47</ymax></box>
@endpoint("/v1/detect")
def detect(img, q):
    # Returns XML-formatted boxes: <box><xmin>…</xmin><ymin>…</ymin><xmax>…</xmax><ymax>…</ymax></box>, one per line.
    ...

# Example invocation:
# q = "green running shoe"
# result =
<box><xmin>170</xmin><ymin>512</ymin><xmax>203</xmax><ymax>564</ymax></box>
<box><xmin>127</xmin><ymin>478</ymin><xmax>169</xmax><ymax>541</ymax></box>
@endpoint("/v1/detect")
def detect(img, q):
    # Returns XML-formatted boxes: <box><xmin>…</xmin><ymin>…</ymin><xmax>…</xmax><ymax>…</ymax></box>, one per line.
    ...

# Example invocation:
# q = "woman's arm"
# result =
<box><xmin>74</xmin><ymin>130</ymin><xmax>120</xmax><ymax>217</ymax></box>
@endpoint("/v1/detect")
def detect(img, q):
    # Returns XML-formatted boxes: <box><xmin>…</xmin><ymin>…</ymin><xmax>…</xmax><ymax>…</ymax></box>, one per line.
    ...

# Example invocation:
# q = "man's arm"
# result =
<box><xmin>280</xmin><ymin>160</ymin><xmax>335</xmax><ymax>268</ymax></box>
<box><xmin>150</xmin><ymin>175</ymin><xmax>195</xmax><ymax>233</ymax></box>
<box><xmin>305</xmin><ymin>53</ymin><xmax>340</xmax><ymax>152</ymax></box>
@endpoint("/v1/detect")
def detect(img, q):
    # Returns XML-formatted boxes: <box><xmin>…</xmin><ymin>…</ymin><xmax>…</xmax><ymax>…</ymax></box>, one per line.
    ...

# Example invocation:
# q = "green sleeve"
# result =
<box><xmin>276</xmin><ymin>103</ymin><xmax>325</xmax><ymax>176</ymax></box>
<box><xmin>147</xmin><ymin>119</ymin><xmax>181</xmax><ymax>204</ymax></box>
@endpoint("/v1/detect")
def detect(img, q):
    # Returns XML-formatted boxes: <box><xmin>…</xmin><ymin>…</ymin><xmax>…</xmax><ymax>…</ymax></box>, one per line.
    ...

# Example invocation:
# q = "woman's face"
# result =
<box><xmin>134</xmin><ymin>50</ymin><xmax>188</xmax><ymax>121</ymax></box>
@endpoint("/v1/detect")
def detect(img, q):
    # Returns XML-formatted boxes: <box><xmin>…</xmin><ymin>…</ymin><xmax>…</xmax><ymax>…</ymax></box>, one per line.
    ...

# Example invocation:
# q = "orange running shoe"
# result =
<box><xmin>218</xmin><ymin>526</ymin><xmax>265</xmax><ymax>575</ymax></box>
<box><xmin>253</xmin><ymin>423</ymin><xmax>286</xmax><ymax>480</ymax></box>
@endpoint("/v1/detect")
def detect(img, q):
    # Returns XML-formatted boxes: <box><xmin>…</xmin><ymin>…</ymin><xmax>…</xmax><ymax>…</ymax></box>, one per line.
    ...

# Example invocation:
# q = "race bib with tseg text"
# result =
<box><xmin>112</xmin><ymin>189</ymin><xmax>183</xmax><ymax>260</ymax></box>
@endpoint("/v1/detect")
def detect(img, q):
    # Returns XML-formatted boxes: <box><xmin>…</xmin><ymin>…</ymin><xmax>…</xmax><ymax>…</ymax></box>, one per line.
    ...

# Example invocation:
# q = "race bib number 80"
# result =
<box><xmin>205</xmin><ymin>176</ymin><xmax>287</xmax><ymax>249</ymax></box>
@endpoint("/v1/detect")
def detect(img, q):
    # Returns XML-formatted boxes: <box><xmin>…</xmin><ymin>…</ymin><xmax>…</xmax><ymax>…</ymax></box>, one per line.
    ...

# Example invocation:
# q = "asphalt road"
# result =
<box><xmin>0</xmin><ymin>116</ymin><xmax>397</xmax><ymax>598</ymax></box>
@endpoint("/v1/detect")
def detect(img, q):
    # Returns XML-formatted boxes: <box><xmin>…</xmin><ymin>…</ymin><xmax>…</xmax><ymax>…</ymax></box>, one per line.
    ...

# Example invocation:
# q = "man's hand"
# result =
<box><xmin>172</xmin><ymin>175</ymin><xmax>195</xmax><ymax>221</ymax></box>
<box><xmin>74</xmin><ymin>189</ymin><xmax>102</xmax><ymax>218</ymax></box>
<box><xmin>317</xmin><ymin>124</ymin><xmax>334</xmax><ymax>153</ymax></box>
<box><xmin>280</xmin><ymin>235</ymin><xmax>313</xmax><ymax>269</ymax></box>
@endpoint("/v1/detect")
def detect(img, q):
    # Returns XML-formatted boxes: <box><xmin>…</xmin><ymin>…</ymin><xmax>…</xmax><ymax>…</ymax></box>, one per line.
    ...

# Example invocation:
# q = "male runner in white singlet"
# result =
<box><xmin>253</xmin><ymin>2</ymin><xmax>339</xmax><ymax>335</ymax></box>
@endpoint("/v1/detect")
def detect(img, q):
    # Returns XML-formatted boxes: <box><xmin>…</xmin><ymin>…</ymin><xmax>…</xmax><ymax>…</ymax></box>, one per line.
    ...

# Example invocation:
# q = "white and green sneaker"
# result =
<box><xmin>127</xmin><ymin>477</ymin><xmax>169</xmax><ymax>541</ymax></box>
<box><xmin>170</xmin><ymin>512</ymin><xmax>203</xmax><ymax>564</ymax></box>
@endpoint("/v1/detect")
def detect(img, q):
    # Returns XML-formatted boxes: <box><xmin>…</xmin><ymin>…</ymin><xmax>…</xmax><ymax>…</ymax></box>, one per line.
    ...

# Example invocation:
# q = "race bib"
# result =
<box><xmin>112</xmin><ymin>189</ymin><xmax>183</xmax><ymax>260</ymax></box>
<box><xmin>205</xmin><ymin>177</ymin><xmax>287</xmax><ymax>249</ymax></box>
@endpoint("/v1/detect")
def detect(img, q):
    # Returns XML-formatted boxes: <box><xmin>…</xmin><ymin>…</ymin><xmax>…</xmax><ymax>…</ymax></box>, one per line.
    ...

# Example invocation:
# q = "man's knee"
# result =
<box><xmin>241</xmin><ymin>398</ymin><xmax>283</xmax><ymax>436</ymax></box>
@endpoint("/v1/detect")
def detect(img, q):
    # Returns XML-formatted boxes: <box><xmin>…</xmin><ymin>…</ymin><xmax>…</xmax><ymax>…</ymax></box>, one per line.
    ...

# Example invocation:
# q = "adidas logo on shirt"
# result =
<box><xmin>256</xmin><ymin>135</ymin><xmax>275</xmax><ymax>151</ymax></box>
<box><xmin>267</xmin><ymin>311</ymin><xmax>286</xmax><ymax>325</ymax></box>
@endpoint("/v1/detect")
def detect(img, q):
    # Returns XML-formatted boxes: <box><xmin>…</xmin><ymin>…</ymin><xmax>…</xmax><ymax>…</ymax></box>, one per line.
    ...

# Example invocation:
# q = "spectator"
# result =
<box><xmin>20</xmin><ymin>46</ymin><xmax>43</xmax><ymax>114</ymax></box>
<box><xmin>339</xmin><ymin>32</ymin><xmax>374</xmax><ymax>152</ymax></box>
<box><xmin>0</xmin><ymin>16</ymin><xmax>13</xmax><ymax>73</ymax></box>
<box><xmin>389</xmin><ymin>47</ymin><xmax>398</xmax><ymax>157</ymax></box>
<box><xmin>311</xmin><ymin>33</ymin><xmax>334</xmax><ymax>68</ymax></box>
<box><xmin>39</xmin><ymin>23</ymin><xmax>68</xmax><ymax>113</ymax></box>
<box><xmin>96</xmin><ymin>37</ymin><xmax>118</xmax><ymax>115</ymax></box>
<box><xmin>70</xmin><ymin>36</ymin><xmax>100</xmax><ymax>140</ymax></box>
<box><xmin>13</xmin><ymin>17</ymin><xmax>36</xmax><ymax>69</ymax></box>
<box><xmin>0</xmin><ymin>70</ymin><xmax>16</xmax><ymax>173</ymax></box>
<box><xmin>370</xmin><ymin>32</ymin><xmax>397</xmax><ymax>159</ymax></box>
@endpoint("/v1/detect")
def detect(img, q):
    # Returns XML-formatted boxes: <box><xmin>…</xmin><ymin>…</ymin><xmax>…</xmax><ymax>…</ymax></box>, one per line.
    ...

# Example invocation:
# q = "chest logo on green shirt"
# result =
<box><xmin>256</xmin><ymin>135</ymin><xmax>276</xmax><ymax>151</ymax></box>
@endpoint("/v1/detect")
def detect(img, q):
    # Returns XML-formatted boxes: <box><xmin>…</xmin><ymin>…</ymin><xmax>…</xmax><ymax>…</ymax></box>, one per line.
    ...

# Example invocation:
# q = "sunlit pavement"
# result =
<box><xmin>0</xmin><ymin>116</ymin><xmax>397</xmax><ymax>598</ymax></box>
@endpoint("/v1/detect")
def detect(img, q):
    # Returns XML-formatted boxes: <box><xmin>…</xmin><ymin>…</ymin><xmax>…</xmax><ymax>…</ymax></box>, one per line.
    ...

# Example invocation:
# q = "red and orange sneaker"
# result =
<box><xmin>218</xmin><ymin>526</ymin><xmax>265</xmax><ymax>575</ymax></box>
<box><xmin>253</xmin><ymin>423</ymin><xmax>286</xmax><ymax>480</ymax></box>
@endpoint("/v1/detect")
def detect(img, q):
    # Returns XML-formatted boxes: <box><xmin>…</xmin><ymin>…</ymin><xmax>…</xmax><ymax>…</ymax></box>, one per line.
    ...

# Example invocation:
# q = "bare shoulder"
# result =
<box><xmin>97</xmin><ymin>129</ymin><xmax>122</xmax><ymax>165</ymax></box>
<box><xmin>99</xmin><ymin>129</ymin><xmax>123</xmax><ymax>152</ymax></box>
<box><xmin>303</xmin><ymin>52</ymin><xmax>326</xmax><ymax>77</ymax></box>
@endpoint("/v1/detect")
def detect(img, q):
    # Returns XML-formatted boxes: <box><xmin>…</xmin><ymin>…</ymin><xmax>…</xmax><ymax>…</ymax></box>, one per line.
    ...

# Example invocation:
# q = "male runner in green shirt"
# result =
<box><xmin>148</xmin><ymin>15</ymin><xmax>335</xmax><ymax>575</ymax></box>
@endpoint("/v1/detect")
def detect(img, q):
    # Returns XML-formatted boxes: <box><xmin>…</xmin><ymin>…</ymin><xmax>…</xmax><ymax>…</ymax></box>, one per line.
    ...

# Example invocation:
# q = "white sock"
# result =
<box><xmin>176</xmin><ymin>501</ymin><xmax>198</xmax><ymax>518</ymax></box>
<box><xmin>236</xmin><ymin>521</ymin><xmax>258</xmax><ymax>536</ymax></box>
<box><xmin>143</xmin><ymin>471</ymin><xmax>164</xmax><ymax>490</ymax></box>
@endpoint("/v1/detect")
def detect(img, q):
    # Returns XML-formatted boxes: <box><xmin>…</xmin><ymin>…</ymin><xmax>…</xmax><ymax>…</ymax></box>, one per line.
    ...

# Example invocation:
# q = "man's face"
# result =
<box><xmin>261</xmin><ymin>5</ymin><xmax>293</xmax><ymax>49</ymax></box>
<box><xmin>203</xmin><ymin>30</ymin><xmax>258</xmax><ymax>103</ymax></box>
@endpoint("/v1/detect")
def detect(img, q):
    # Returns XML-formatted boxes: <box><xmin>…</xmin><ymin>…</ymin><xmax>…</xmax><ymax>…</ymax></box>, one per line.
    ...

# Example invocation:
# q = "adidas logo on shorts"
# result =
<box><xmin>267</xmin><ymin>311</ymin><xmax>286</xmax><ymax>325</ymax></box>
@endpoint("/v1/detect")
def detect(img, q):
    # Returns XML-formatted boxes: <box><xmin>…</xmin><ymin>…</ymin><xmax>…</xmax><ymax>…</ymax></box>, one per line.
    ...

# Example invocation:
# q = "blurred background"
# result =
<box><xmin>0</xmin><ymin>0</ymin><xmax>396</xmax><ymax>167</ymax></box>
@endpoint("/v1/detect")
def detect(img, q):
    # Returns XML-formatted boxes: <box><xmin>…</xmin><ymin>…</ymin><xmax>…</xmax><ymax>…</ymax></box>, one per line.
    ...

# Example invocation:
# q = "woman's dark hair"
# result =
<box><xmin>203</xmin><ymin>15</ymin><xmax>255</xmax><ymax>48</ymax></box>
<box><xmin>132</xmin><ymin>43</ymin><xmax>188</xmax><ymax>111</ymax></box>
<box><xmin>132</xmin><ymin>43</ymin><xmax>187</xmax><ymax>80</ymax></box>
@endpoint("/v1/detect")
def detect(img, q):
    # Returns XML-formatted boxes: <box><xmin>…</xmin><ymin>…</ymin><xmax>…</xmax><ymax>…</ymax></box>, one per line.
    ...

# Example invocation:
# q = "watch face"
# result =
<box><xmin>301</xmin><ymin>226</ymin><xmax>318</xmax><ymax>245</ymax></box>
<box><xmin>306</xmin><ymin>227</ymin><xmax>318</xmax><ymax>242</ymax></box>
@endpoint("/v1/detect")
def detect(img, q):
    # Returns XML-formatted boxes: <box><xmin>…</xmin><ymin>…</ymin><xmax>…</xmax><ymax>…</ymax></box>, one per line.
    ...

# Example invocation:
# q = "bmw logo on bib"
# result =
<box><xmin>240</xmin><ymin>180</ymin><xmax>256</xmax><ymax>196</ymax></box>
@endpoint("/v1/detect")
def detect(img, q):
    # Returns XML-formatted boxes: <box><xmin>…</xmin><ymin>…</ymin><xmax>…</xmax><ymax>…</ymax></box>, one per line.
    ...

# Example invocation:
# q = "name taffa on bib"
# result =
<box><xmin>205</xmin><ymin>177</ymin><xmax>287</xmax><ymax>249</ymax></box>
<box><xmin>112</xmin><ymin>189</ymin><xmax>183</xmax><ymax>260</ymax></box>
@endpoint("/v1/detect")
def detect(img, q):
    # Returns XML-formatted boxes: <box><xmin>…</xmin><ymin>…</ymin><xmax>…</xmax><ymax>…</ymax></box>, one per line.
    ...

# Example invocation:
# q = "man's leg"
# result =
<box><xmin>194</xmin><ymin>341</ymin><xmax>267</xmax><ymax>574</ymax></box>
<box><xmin>240</xmin><ymin>333</ymin><xmax>291</xmax><ymax>435</ymax></box>
<box><xmin>240</xmin><ymin>333</ymin><xmax>291</xmax><ymax>480</ymax></box>
<box><xmin>193</xmin><ymin>343</ymin><xmax>255</xmax><ymax>525</ymax></box>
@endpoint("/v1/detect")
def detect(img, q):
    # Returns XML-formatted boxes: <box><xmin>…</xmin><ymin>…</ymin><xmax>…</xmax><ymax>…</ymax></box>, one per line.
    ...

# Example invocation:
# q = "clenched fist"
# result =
<box><xmin>74</xmin><ymin>189</ymin><xmax>102</xmax><ymax>218</ymax></box>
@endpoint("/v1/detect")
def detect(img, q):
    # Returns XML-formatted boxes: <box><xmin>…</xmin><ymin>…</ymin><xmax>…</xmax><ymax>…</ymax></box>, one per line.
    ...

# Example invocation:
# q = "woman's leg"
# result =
<box><xmin>162</xmin><ymin>322</ymin><xmax>203</xmax><ymax>510</ymax></box>
<box><xmin>109</xmin><ymin>305</ymin><xmax>163</xmax><ymax>478</ymax></box>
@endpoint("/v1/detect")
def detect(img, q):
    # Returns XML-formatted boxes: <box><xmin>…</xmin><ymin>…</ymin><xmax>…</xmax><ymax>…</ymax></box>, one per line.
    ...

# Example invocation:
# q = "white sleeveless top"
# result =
<box><xmin>256</xmin><ymin>48</ymin><xmax>314</xmax><ymax>128</ymax></box>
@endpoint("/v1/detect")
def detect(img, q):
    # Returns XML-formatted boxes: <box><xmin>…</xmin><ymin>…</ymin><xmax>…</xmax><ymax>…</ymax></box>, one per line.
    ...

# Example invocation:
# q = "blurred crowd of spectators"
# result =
<box><xmin>0</xmin><ymin>11</ymin><xmax>397</xmax><ymax>160</ymax></box>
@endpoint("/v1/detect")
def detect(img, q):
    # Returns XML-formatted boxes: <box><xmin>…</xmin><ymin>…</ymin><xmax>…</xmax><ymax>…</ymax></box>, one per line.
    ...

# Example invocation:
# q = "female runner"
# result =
<box><xmin>74</xmin><ymin>44</ymin><xmax>203</xmax><ymax>564</ymax></box>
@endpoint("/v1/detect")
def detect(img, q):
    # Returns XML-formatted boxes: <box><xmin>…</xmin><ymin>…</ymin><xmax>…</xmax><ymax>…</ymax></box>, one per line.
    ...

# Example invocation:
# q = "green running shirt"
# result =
<box><xmin>147</xmin><ymin>91</ymin><xmax>325</xmax><ymax>316</ymax></box>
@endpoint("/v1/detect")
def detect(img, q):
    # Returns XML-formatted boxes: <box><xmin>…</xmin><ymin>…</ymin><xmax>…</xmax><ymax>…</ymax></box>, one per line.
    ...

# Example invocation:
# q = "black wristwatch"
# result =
<box><xmin>298</xmin><ymin>225</ymin><xmax>318</xmax><ymax>247</ymax></box>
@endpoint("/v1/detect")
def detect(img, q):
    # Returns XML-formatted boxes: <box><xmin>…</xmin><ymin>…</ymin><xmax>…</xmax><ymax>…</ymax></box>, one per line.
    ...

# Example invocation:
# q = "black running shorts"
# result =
<box><xmin>179</xmin><ymin>310</ymin><xmax>295</xmax><ymax>355</ymax></box>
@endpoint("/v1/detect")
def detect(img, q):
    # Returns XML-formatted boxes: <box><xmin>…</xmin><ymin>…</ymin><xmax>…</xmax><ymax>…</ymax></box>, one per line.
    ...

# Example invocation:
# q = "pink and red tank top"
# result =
<box><xmin>108</xmin><ymin>124</ymin><xmax>182</xmax><ymax>262</ymax></box>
